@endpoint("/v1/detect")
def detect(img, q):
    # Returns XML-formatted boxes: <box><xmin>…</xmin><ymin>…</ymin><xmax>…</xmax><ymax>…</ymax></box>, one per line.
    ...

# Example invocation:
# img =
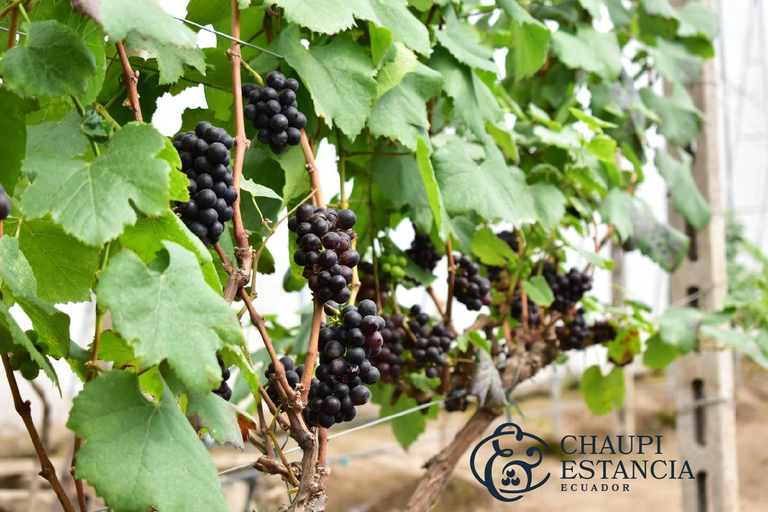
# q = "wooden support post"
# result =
<box><xmin>611</xmin><ymin>244</ymin><xmax>635</xmax><ymax>436</ymax></box>
<box><xmin>668</xmin><ymin>2</ymin><xmax>739</xmax><ymax>510</ymax></box>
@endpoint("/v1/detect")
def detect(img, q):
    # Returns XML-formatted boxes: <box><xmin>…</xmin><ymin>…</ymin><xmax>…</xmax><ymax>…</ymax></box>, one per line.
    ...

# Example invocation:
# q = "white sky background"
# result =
<box><xmin>3</xmin><ymin>0</ymin><xmax>757</xmax><ymax>438</ymax></box>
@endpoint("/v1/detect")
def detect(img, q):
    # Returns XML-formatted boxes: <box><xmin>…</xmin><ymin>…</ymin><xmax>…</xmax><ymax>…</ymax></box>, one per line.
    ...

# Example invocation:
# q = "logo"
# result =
<box><xmin>469</xmin><ymin>423</ymin><xmax>551</xmax><ymax>502</ymax></box>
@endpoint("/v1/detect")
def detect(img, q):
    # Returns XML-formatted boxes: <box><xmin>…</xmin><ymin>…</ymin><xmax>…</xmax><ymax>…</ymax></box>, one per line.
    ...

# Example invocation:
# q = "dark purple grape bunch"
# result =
<box><xmin>453</xmin><ymin>254</ymin><xmax>492</xmax><ymax>311</ymax></box>
<box><xmin>591</xmin><ymin>320</ymin><xmax>617</xmax><ymax>345</ymax></box>
<box><xmin>0</xmin><ymin>185</ymin><xmax>10</xmax><ymax>220</ymax></box>
<box><xmin>289</xmin><ymin>204</ymin><xmax>359</xmax><ymax>304</ymax></box>
<box><xmin>357</xmin><ymin>261</ymin><xmax>390</xmax><ymax>305</ymax></box>
<box><xmin>406</xmin><ymin>233</ymin><xmax>441</xmax><ymax>273</ymax></box>
<box><xmin>173</xmin><ymin>122</ymin><xmax>238</xmax><ymax>246</ymax></box>
<box><xmin>556</xmin><ymin>308</ymin><xmax>588</xmax><ymax>350</ymax></box>
<box><xmin>407</xmin><ymin>305</ymin><xmax>454</xmax><ymax>378</ymax></box>
<box><xmin>510</xmin><ymin>293</ymin><xmax>541</xmax><ymax>327</ymax></box>
<box><xmin>243</xmin><ymin>71</ymin><xmax>307</xmax><ymax>155</ymax></box>
<box><xmin>265</xmin><ymin>356</ymin><xmax>307</xmax><ymax>406</ymax></box>
<box><xmin>444</xmin><ymin>393</ymin><xmax>469</xmax><ymax>412</ymax></box>
<box><xmin>213</xmin><ymin>355</ymin><xmax>233</xmax><ymax>401</ymax></box>
<box><xmin>306</xmin><ymin>300</ymin><xmax>382</xmax><ymax>428</ymax></box>
<box><xmin>369</xmin><ymin>313</ymin><xmax>406</xmax><ymax>383</ymax></box>
<box><xmin>542</xmin><ymin>262</ymin><xmax>592</xmax><ymax>314</ymax></box>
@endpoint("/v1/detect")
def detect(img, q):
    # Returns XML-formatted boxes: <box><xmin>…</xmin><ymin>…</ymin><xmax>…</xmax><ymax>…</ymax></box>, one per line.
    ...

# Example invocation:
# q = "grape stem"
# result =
<box><xmin>115</xmin><ymin>41</ymin><xmax>143</xmax><ymax>122</ymax></box>
<box><xmin>1</xmin><ymin>354</ymin><xmax>77</xmax><ymax>512</ymax></box>
<box><xmin>299</xmin><ymin>130</ymin><xmax>325</xmax><ymax>208</ymax></box>
<box><xmin>426</xmin><ymin>285</ymin><xmax>458</xmax><ymax>335</ymax></box>
<box><xmin>299</xmin><ymin>300</ymin><xmax>324</xmax><ymax>403</ymax></box>
<box><xmin>258</xmin><ymin>383</ymin><xmax>290</xmax><ymax>431</ymax></box>
<box><xmin>5</xmin><ymin>6</ymin><xmax>19</xmax><ymax>50</ymax></box>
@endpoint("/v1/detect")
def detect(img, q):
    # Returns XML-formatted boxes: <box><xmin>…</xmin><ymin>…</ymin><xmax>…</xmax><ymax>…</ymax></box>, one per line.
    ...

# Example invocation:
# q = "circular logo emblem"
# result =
<box><xmin>469</xmin><ymin>423</ymin><xmax>551</xmax><ymax>502</ymax></box>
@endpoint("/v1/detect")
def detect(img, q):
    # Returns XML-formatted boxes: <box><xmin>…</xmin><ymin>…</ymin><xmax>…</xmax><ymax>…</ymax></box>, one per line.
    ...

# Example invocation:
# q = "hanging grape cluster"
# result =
<box><xmin>556</xmin><ymin>308</ymin><xmax>588</xmax><ymax>350</ymax></box>
<box><xmin>243</xmin><ymin>71</ymin><xmax>307</xmax><ymax>155</ymax></box>
<box><xmin>510</xmin><ymin>294</ymin><xmax>542</xmax><ymax>327</ymax></box>
<box><xmin>7</xmin><ymin>331</ymin><xmax>46</xmax><ymax>381</ymax></box>
<box><xmin>213</xmin><ymin>355</ymin><xmax>232</xmax><ymax>401</ymax></box>
<box><xmin>453</xmin><ymin>254</ymin><xmax>492</xmax><ymax>311</ymax></box>
<box><xmin>591</xmin><ymin>320</ymin><xmax>618</xmax><ymax>344</ymax></box>
<box><xmin>289</xmin><ymin>204</ymin><xmax>359</xmax><ymax>304</ymax></box>
<box><xmin>406</xmin><ymin>233</ymin><xmax>442</xmax><ymax>273</ymax></box>
<box><xmin>369</xmin><ymin>312</ymin><xmax>406</xmax><ymax>383</ymax></box>
<box><xmin>307</xmin><ymin>300</ymin><xmax>382</xmax><ymax>428</ymax></box>
<box><xmin>357</xmin><ymin>261</ymin><xmax>390</xmax><ymax>305</ymax></box>
<box><xmin>173</xmin><ymin>122</ymin><xmax>238</xmax><ymax>246</ymax></box>
<box><xmin>0</xmin><ymin>185</ymin><xmax>10</xmax><ymax>220</ymax></box>
<box><xmin>407</xmin><ymin>305</ymin><xmax>454</xmax><ymax>378</ymax></box>
<box><xmin>543</xmin><ymin>262</ymin><xmax>593</xmax><ymax>314</ymax></box>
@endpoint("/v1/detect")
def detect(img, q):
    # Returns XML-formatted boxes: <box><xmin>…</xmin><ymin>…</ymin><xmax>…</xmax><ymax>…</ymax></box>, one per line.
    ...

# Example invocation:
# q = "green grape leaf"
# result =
<box><xmin>375</xmin><ymin>43</ymin><xmax>419</xmax><ymax>98</ymax></box>
<box><xmin>604</xmin><ymin>0</ymin><xmax>633</xmax><ymax>26</ymax></box>
<box><xmin>642</xmin><ymin>0</ymin><xmax>676</xmax><ymax>17</ymax></box>
<box><xmin>581</xmin><ymin>365</ymin><xmax>625</xmax><ymax>415</ymax></box>
<box><xmin>74</xmin><ymin>0</ymin><xmax>198</xmax><ymax>48</ymax></box>
<box><xmin>657</xmin><ymin>307</ymin><xmax>703</xmax><ymax>353</ymax></box>
<box><xmin>643</xmin><ymin>333</ymin><xmax>682</xmax><ymax>369</ymax></box>
<box><xmin>551</xmin><ymin>26</ymin><xmax>621</xmax><ymax>81</ymax></box>
<box><xmin>186</xmin><ymin>390</ymin><xmax>244</xmax><ymax>450</ymax></box>
<box><xmin>626</xmin><ymin>197</ymin><xmax>689</xmax><ymax>272</ymax></box>
<box><xmin>639</xmin><ymin>85</ymin><xmax>701</xmax><ymax>147</ymax></box>
<box><xmin>368</xmin><ymin>0</ymin><xmax>430</xmax><ymax>55</ymax></box>
<box><xmin>369</xmin><ymin>24</ymin><xmax>393</xmax><ymax>65</ymax></box>
<box><xmin>0</xmin><ymin>85</ymin><xmax>36</xmax><ymax>194</ymax></box>
<box><xmin>368</xmin><ymin>64</ymin><xmax>443</xmax><ymax>150</ymax></box>
<box><xmin>486</xmin><ymin>122</ymin><xmax>520</xmax><ymax>164</ymax></box>
<box><xmin>470</xmin><ymin>227</ymin><xmax>517</xmax><ymax>267</ymax></box>
<box><xmin>700</xmin><ymin>327</ymin><xmax>768</xmax><ymax>369</ymax></box>
<box><xmin>498</xmin><ymin>0</ymin><xmax>551</xmax><ymax>79</ymax></box>
<box><xmin>470</xmin><ymin>349</ymin><xmax>507</xmax><ymax>407</ymax></box>
<box><xmin>415</xmin><ymin>137</ymin><xmax>451</xmax><ymax>239</ymax></box>
<box><xmin>522</xmin><ymin>276</ymin><xmax>554</xmax><ymax>307</ymax></box>
<box><xmin>220</xmin><ymin>345</ymin><xmax>261</xmax><ymax>399</ymax></box>
<box><xmin>119</xmin><ymin>211</ymin><xmax>221</xmax><ymax>292</ymax></box>
<box><xmin>430</xmin><ymin>49</ymin><xmax>502</xmax><ymax>138</ymax></box>
<box><xmin>0</xmin><ymin>20</ymin><xmax>96</xmax><ymax>97</ymax></box>
<box><xmin>569</xmin><ymin>108</ymin><xmax>618</xmax><ymax>133</ymax></box>
<box><xmin>432</xmin><ymin>141</ymin><xmax>535</xmax><ymax>226</ymax></box>
<box><xmin>598</xmin><ymin>189</ymin><xmax>633</xmax><ymax>241</ymax></box>
<box><xmin>530</xmin><ymin>181</ymin><xmax>566</xmax><ymax>231</ymax></box>
<box><xmin>675</xmin><ymin>1</ymin><xmax>719</xmax><ymax>38</ymax></box>
<box><xmin>3</xmin><ymin>219</ymin><xmax>99</xmax><ymax>304</ymax></box>
<box><xmin>67</xmin><ymin>371</ymin><xmax>228</xmax><ymax>512</ymax></box>
<box><xmin>578</xmin><ymin>0</ymin><xmax>602</xmax><ymax>17</ymax></box>
<box><xmin>656</xmin><ymin>150</ymin><xmax>711</xmax><ymax>231</ymax></box>
<box><xmin>22</xmin><ymin>123</ymin><xmax>172</xmax><ymax>247</ymax></box>
<box><xmin>0</xmin><ymin>236</ymin><xmax>37</xmax><ymax>297</ymax></box>
<box><xmin>0</xmin><ymin>302</ymin><xmax>58</xmax><ymax>387</ymax></box>
<box><xmin>240</xmin><ymin>179</ymin><xmax>283</xmax><ymax>201</ymax></box>
<box><xmin>97</xmin><ymin>242</ymin><xmax>244</xmax><ymax>392</ymax></box>
<box><xmin>97</xmin><ymin>331</ymin><xmax>139</xmax><ymax>368</ymax></box>
<box><xmin>26</xmin><ymin>109</ymin><xmax>90</xmax><ymax>160</ymax></box>
<box><xmin>371</xmin><ymin>149</ymin><xmax>433</xmax><ymax>235</ymax></box>
<box><xmin>650</xmin><ymin>39</ymin><xmax>703</xmax><ymax>85</ymax></box>
<box><xmin>435</xmin><ymin>9</ymin><xmax>496</xmax><ymax>72</ymax></box>
<box><xmin>273</xmin><ymin>26</ymin><xmax>377</xmax><ymax>138</ymax></box>
<box><xmin>126</xmin><ymin>34</ymin><xmax>207</xmax><ymax>85</ymax></box>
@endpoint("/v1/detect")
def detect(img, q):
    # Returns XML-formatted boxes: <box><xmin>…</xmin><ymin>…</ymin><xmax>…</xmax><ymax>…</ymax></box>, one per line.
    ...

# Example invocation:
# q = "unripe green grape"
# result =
<box><xmin>397</xmin><ymin>256</ymin><xmax>407</xmax><ymax>268</ymax></box>
<box><xmin>19</xmin><ymin>360</ymin><xmax>39</xmax><ymax>381</ymax></box>
<box><xmin>381</xmin><ymin>262</ymin><xmax>391</xmax><ymax>273</ymax></box>
<box><xmin>9</xmin><ymin>352</ymin><xmax>26</xmax><ymax>370</ymax></box>
<box><xmin>391</xmin><ymin>266</ymin><xmax>405</xmax><ymax>279</ymax></box>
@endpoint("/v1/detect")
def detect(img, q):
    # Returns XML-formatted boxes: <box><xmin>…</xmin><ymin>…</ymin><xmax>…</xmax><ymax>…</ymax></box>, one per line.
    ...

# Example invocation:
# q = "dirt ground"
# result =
<box><xmin>1</xmin><ymin>369</ymin><xmax>766</xmax><ymax>511</ymax></box>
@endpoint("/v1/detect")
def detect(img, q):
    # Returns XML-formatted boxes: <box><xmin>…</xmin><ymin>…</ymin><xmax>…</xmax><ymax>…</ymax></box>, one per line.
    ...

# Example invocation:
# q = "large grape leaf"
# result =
<box><xmin>675</xmin><ymin>2</ymin><xmax>719</xmax><ymax>38</ymax></box>
<box><xmin>435</xmin><ymin>8</ymin><xmax>497</xmax><ymax>72</ymax></box>
<box><xmin>0</xmin><ymin>20</ymin><xmax>96</xmax><ymax>97</ymax></box>
<box><xmin>470</xmin><ymin>227</ymin><xmax>518</xmax><ymax>267</ymax></box>
<box><xmin>650</xmin><ymin>39</ymin><xmax>702</xmax><ymax>85</ymax></box>
<box><xmin>657</xmin><ymin>307</ymin><xmax>703</xmax><ymax>353</ymax></box>
<box><xmin>530</xmin><ymin>181</ymin><xmax>566</xmax><ymax>231</ymax></box>
<box><xmin>271</xmin><ymin>0</ymin><xmax>428</xmax><ymax>54</ymax></box>
<box><xmin>120</xmin><ymin>211</ymin><xmax>221</xmax><ymax>292</ymax></box>
<box><xmin>72</xmin><ymin>0</ymin><xmax>197</xmax><ymax>48</ymax></box>
<box><xmin>3</xmin><ymin>219</ymin><xmax>99</xmax><ymax>304</ymax></box>
<box><xmin>371</xmin><ymin>150</ymin><xmax>433</xmax><ymax>234</ymax></box>
<box><xmin>498</xmin><ymin>0</ymin><xmax>551</xmax><ymax>79</ymax></box>
<box><xmin>67</xmin><ymin>371</ymin><xmax>228</xmax><ymax>512</ymax></box>
<box><xmin>97</xmin><ymin>242</ymin><xmax>244</xmax><ymax>392</ymax></box>
<box><xmin>551</xmin><ymin>26</ymin><xmax>621</xmax><ymax>81</ymax></box>
<box><xmin>22</xmin><ymin>123</ymin><xmax>172</xmax><ymax>247</ymax></box>
<box><xmin>26</xmin><ymin>109</ymin><xmax>90</xmax><ymax>161</ymax></box>
<box><xmin>639</xmin><ymin>85</ymin><xmax>701</xmax><ymax>147</ymax></box>
<box><xmin>0</xmin><ymin>86</ymin><xmax>36</xmax><ymax>195</ymax></box>
<box><xmin>429</xmin><ymin>49</ymin><xmax>503</xmax><ymax>138</ymax></box>
<box><xmin>656</xmin><ymin>150</ymin><xmax>711</xmax><ymax>231</ymax></box>
<box><xmin>368</xmin><ymin>64</ymin><xmax>443</xmax><ymax>150</ymax></box>
<box><xmin>186</xmin><ymin>391</ymin><xmax>245</xmax><ymax>450</ymax></box>
<box><xmin>626</xmin><ymin>197</ymin><xmax>689</xmax><ymax>272</ymax></box>
<box><xmin>375</xmin><ymin>43</ymin><xmax>419</xmax><ymax>98</ymax></box>
<box><xmin>432</xmin><ymin>141</ymin><xmax>535</xmax><ymax>226</ymax></box>
<box><xmin>581</xmin><ymin>365</ymin><xmax>625</xmax><ymax>415</ymax></box>
<box><xmin>416</xmin><ymin>137</ymin><xmax>450</xmax><ymax>239</ymax></box>
<box><xmin>126</xmin><ymin>34</ymin><xmax>206</xmax><ymax>85</ymax></box>
<box><xmin>273</xmin><ymin>26</ymin><xmax>377</xmax><ymax>138</ymax></box>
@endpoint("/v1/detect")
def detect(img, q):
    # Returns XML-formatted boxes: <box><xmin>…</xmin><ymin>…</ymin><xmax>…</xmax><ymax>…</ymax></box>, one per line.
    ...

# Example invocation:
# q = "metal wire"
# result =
<box><xmin>171</xmin><ymin>16</ymin><xmax>283</xmax><ymax>59</ymax></box>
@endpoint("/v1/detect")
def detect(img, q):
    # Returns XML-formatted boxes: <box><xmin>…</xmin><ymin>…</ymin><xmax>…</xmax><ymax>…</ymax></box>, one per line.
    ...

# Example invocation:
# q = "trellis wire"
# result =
<box><xmin>171</xmin><ymin>16</ymin><xmax>283</xmax><ymax>59</ymax></box>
